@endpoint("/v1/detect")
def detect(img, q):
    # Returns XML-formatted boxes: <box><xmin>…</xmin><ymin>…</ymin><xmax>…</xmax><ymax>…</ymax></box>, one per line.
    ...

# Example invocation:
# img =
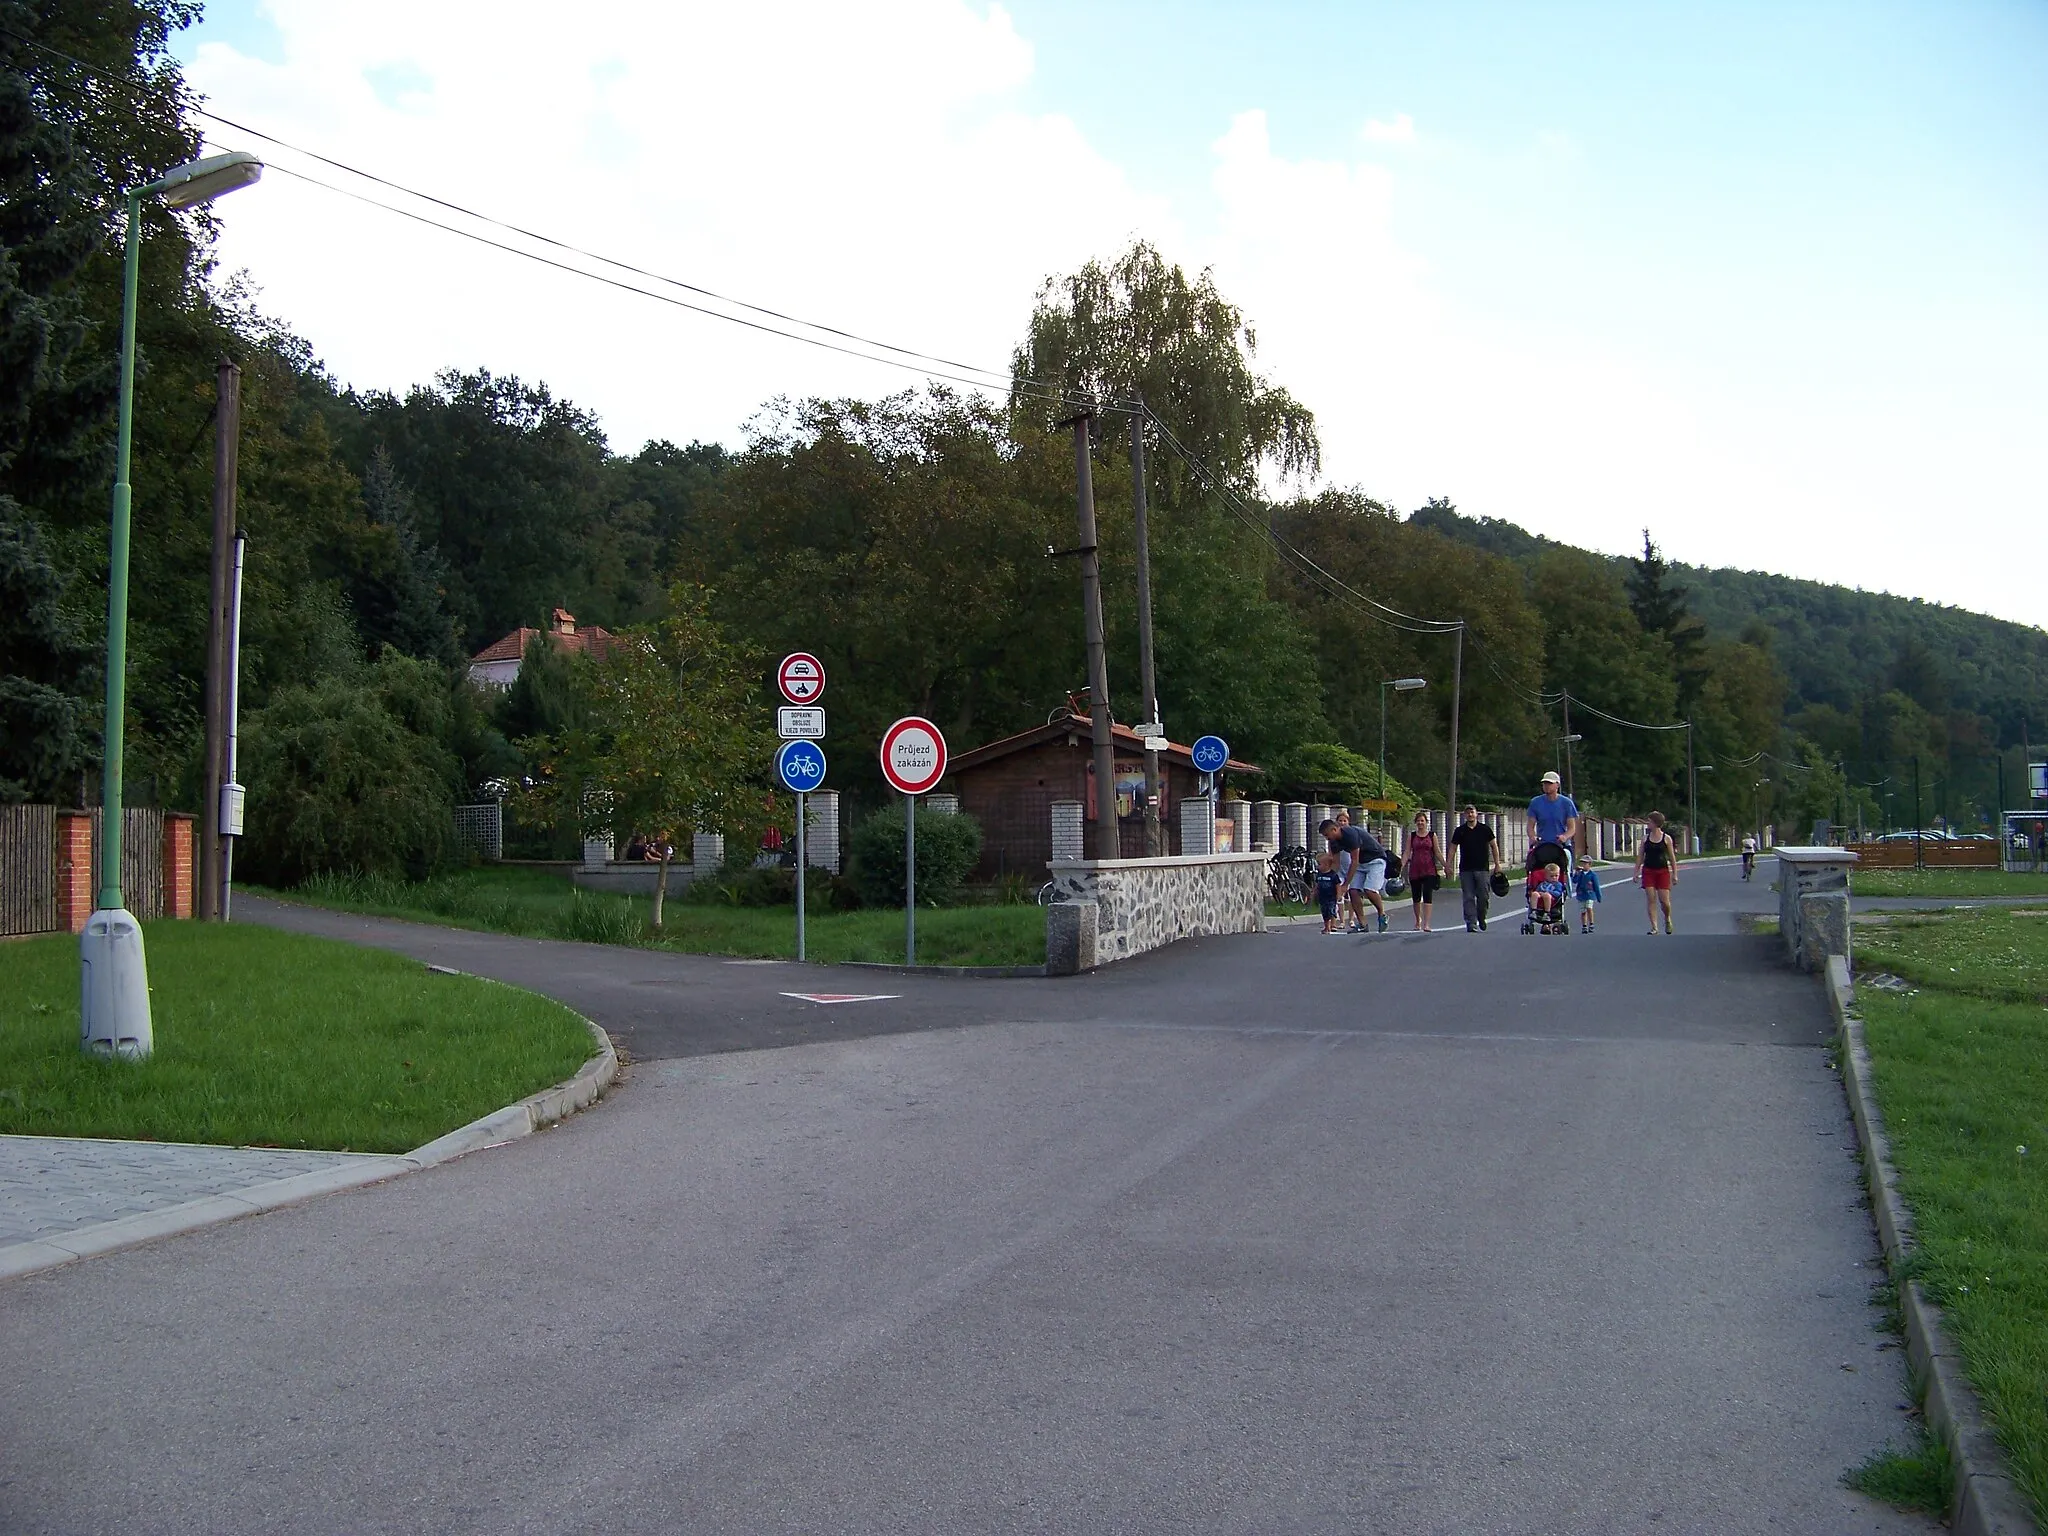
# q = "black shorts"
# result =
<box><xmin>1409</xmin><ymin>874</ymin><xmax>1441</xmax><ymax>902</ymax></box>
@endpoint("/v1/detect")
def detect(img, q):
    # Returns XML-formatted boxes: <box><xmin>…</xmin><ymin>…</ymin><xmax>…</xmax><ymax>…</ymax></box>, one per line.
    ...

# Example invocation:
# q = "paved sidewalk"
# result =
<box><xmin>0</xmin><ymin>1136</ymin><xmax>414</xmax><ymax>1279</ymax></box>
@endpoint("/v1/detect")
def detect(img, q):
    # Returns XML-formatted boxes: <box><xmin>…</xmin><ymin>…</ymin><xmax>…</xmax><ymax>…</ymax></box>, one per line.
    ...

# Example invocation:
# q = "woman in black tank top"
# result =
<box><xmin>1635</xmin><ymin>810</ymin><xmax>1678</xmax><ymax>934</ymax></box>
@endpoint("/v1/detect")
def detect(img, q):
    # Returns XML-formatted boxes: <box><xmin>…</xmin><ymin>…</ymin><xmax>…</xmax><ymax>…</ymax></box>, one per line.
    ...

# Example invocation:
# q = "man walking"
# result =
<box><xmin>1321</xmin><ymin>817</ymin><xmax>1390</xmax><ymax>933</ymax></box>
<box><xmin>1526</xmin><ymin>770</ymin><xmax>1580</xmax><ymax>873</ymax></box>
<box><xmin>1450</xmin><ymin>804</ymin><xmax>1502</xmax><ymax>932</ymax></box>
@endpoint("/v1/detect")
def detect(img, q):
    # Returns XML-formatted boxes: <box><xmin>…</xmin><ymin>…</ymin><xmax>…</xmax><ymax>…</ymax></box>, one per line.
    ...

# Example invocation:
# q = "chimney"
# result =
<box><xmin>551</xmin><ymin>607</ymin><xmax>575</xmax><ymax>636</ymax></box>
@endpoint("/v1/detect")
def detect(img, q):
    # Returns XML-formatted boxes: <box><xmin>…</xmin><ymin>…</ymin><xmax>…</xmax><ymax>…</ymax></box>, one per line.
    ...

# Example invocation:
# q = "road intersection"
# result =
<box><xmin>1</xmin><ymin>862</ymin><xmax>1932</xmax><ymax>1532</ymax></box>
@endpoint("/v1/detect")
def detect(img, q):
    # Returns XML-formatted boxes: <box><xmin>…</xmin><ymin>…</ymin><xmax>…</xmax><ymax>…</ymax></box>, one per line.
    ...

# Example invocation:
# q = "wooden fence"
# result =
<box><xmin>0</xmin><ymin>804</ymin><xmax>58</xmax><ymax>936</ymax></box>
<box><xmin>0</xmin><ymin>807</ymin><xmax>190</xmax><ymax>936</ymax></box>
<box><xmin>1844</xmin><ymin>838</ymin><xmax>2001</xmax><ymax>869</ymax></box>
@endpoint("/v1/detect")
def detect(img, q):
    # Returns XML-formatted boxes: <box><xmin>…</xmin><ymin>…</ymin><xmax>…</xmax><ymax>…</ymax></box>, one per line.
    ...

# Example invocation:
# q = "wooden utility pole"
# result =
<box><xmin>1130</xmin><ymin>397</ymin><xmax>1163</xmax><ymax>855</ymax></box>
<box><xmin>199</xmin><ymin>359</ymin><xmax>240</xmax><ymax>919</ymax></box>
<box><xmin>1061</xmin><ymin>409</ymin><xmax>1118</xmax><ymax>860</ymax></box>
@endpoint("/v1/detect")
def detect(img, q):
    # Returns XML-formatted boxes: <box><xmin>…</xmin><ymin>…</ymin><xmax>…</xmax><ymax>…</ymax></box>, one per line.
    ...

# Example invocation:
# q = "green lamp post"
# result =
<box><xmin>82</xmin><ymin>151</ymin><xmax>263</xmax><ymax>1061</ymax></box>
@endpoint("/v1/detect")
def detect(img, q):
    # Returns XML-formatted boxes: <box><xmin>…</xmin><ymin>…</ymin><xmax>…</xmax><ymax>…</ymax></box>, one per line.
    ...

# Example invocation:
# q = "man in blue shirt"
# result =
<box><xmin>1526</xmin><ymin>771</ymin><xmax>1579</xmax><ymax>872</ymax></box>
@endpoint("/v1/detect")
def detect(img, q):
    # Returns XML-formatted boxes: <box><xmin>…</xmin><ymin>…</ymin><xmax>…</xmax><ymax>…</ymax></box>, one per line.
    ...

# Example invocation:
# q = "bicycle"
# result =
<box><xmin>1741</xmin><ymin>852</ymin><xmax>1755</xmax><ymax>881</ymax></box>
<box><xmin>1267</xmin><ymin>845</ymin><xmax>1315</xmax><ymax>906</ymax></box>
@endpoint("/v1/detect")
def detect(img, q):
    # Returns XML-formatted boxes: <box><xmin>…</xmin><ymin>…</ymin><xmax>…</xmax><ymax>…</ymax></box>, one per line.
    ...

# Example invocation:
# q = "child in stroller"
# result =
<box><xmin>1522</xmin><ymin>842</ymin><xmax>1573</xmax><ymax>935</ymax></box>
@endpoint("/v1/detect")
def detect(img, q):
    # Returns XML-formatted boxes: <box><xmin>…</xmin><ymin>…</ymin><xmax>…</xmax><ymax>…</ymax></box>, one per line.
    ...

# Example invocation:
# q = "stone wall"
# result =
<box><xmin>1045</xmin><ymin>852</ymin><xmax>1267</xmax><ymax>968</ymax></box>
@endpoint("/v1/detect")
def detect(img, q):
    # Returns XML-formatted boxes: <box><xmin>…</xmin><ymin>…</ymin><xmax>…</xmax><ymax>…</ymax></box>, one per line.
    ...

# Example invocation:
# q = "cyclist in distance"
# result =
<box><xmin>1741</xmin><ymin>832</ymin><xmax>1758</xmax><ymax>880</ymax></box>
<box><xmin>1526</xmin><ymin>771</ymin><xmax>1580</xmax><ymax>879</ymax></box>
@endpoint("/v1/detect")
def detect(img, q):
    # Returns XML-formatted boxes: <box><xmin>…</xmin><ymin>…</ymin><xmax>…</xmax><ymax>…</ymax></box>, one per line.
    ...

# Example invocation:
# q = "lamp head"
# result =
<box><xmin>148</xmin><ymin>151</ymin><xmax>264</xmax><ymax>209</ymax></box>
<box><xmin>1390</xmin><ymin>677</ymin><xmax>1427</xmax><ymax>691</ymax></box>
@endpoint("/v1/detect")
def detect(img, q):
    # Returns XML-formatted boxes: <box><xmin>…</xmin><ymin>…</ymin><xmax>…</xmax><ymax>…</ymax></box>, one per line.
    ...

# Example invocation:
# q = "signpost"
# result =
<box><xmin>1190</xmin><ymin>734</ymin><xmax>1229</xmax><ymax>827</ymax></box>
<box><xmin>880</xmin><ymin>716</ymin><xmax>948</xmax><ymax>965</ymax></box>
<box><xmin>775</xmin><ymin>654</ymin><xmax>828</xmax><ymax>961</ymax></box>
<box><xmin>777</xmin><ymin>652</ymin><xmax>825</xmax><ymax>705</ymax></box>
<box><xmin>776</xmin><ymin>739</ymin><xmax>827</xmax><ymax>961</ymax></box>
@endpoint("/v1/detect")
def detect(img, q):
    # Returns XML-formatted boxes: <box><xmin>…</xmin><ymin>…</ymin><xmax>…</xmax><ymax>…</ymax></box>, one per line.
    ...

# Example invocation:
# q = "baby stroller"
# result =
<box><xmin>1520</xmin><ymin>839</ymin><xmax>1573</xmax><ymax>936</ymax></box>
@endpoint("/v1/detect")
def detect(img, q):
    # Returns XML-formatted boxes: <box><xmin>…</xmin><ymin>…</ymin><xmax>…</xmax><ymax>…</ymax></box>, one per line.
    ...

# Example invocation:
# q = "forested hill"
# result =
<box><xmin>1410</xmin><ymin>503</ymin><xmax>2048</xmax><ymax>742</ymax></box>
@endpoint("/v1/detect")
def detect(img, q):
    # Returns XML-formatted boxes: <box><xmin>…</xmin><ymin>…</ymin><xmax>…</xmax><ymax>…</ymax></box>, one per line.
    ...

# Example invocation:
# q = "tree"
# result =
<box><xmin>526</xmin><ymin>583</ymin><xmax>772</xmax><ymax>928</ymax></box>
<box><xmin>0</xmin><ymin>498</ymin><xmax>94</xmax><ymax>799</ymax></box>
<box><xmin>1627</xmin><ymin>531</ymin><xmax>1709</xmax><ymax>711</ymax></box>
<box><xmin>349</xmin><ymin>446</ymin><xmax>460</xmax><ymax>664</ymax></box>
<box><xmin>1010</xmin><ymin>238</ymin><xmax>1318</xmax><ymax>494</ymax></box>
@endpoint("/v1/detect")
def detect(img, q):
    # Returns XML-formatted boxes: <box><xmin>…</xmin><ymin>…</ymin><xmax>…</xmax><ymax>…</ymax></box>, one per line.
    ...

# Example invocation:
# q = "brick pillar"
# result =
<box><xmin>55</xmin><ymin>811</ymin><xmax>93</xmax><ymax>933</ymax></box>
<box><xmin>1050</xmin><ymin>801</ymin><xmax>1085</xmax><ymax>862</ymax></box>
<box><xmin>1180</xmin><ymin>797</ymin><xmax>1215</xmax><ymax>856</ymax></box>
<box><xmin>163</xmin><ymin>813</ymin><xmax>195</xmax><ymax>918</ymax></box>
<box><xmin>1253</xmin><ymin>800</ymin><xmax>1280</xmax><ymax>851</ymax></box>
<box><xmin>1282</xmin><ymin>802</ymin><xmax>1308</xmax><ymax>850</ymax></box>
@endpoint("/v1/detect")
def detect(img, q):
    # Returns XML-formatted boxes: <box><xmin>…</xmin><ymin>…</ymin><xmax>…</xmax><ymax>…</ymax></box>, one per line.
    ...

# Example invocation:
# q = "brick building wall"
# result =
<box><xmin>953</xmin><ymin>737</ymin><xmax>1207</xmax><ymax>877</ymax></box>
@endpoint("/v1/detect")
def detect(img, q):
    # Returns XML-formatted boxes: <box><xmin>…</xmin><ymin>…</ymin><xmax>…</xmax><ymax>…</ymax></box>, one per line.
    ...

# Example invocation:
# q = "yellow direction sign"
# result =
<box><xmin>1363</xmin><ymin>798</ymin><xmax>1399</xmax><ymax>812</ymax></box>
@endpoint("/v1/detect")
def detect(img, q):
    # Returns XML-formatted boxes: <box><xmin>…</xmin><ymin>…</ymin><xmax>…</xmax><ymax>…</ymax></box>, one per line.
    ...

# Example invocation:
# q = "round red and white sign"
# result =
<box><xmin>879</xmin><ymin>716</ymin><xmax>947</xmax><ymax>796</ymax></box>
<box><xmin>777</xmin><ymin>652</ymin><xmax>825</xmax><ymax>705</ymax></box>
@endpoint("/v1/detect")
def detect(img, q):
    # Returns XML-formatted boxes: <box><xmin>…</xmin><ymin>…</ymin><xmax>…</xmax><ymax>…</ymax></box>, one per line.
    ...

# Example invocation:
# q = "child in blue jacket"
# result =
<box><xmin>1573</xmin><ymin>863</ymin><xmax>1602</xmax><ymax>932</ymax></box>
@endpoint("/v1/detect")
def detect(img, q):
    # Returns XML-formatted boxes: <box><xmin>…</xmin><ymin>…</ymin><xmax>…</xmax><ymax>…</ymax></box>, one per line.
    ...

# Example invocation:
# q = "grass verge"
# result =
<box><xmin>1843</xmin><ymin>1428</ymin><xmax>1954</xmax><ymax>1514</ymax></box>
<box><xmin>1852</xmin><ymin>868</ymin><xmax>2048</xmax><ymax>899</ymax></box>
<box><xmin>0</xmin><ymin>923</ymin><xmax>594</xmax><ymax>1152</ymax></box>
<box><xmin>1851</xmin><ymin>905</ymin><xmax>2048</xmax><ymax>1521</ymax></box>
<box><xmin>272</xmin><ymin>866</ymin><xmax>1047</xmax><ymax>968</ymax></box>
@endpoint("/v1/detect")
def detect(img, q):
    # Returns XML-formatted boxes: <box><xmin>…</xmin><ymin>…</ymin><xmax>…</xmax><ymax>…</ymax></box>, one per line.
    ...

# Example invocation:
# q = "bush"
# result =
<box><xmin>681</xmin><ymin>858</ymin><xmax>837</xmax><ymax>911</ymax></box>
<box><xmin>847</xmin><ymin>803</ymin><xmax>982</xmax><ymax>908</ymax></box>
<box><xmin>239</xmin><ymin>653</ymin><xmax>464</xmax><ymax>885</ymax></box>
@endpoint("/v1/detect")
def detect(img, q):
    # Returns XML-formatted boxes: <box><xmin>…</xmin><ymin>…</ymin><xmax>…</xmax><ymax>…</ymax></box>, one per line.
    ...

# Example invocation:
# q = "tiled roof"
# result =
<box><xmin>469</xmin><ymin>616</ymin><xmax>616</xmax><ymax>667</ymax></box>
<box><xmin>949</xmin><ymin>713</ymin><xmax>1260</xmax><ymax>775</ymax></box>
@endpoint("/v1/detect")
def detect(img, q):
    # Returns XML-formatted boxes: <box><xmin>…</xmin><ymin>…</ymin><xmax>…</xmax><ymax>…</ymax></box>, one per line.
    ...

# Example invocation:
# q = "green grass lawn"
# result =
<box><xmin>273</xmin><ymin>866</ymin><xmax>1047</xmax><ymax>968</ymax></box>
<box><xmin>0</xmin><ymin>923</ymin><xmax>595</xmax><ymax>1152</ymax></box>
<box><xmin>1852</xmin><ymin>868</ymin><xmax>2048</xmax><ymax>899</ymax></box>
<box><xmin>1853</xmin><ymin>909</ymin><xmax>2048</xmax><ymax>1521</ymax></box>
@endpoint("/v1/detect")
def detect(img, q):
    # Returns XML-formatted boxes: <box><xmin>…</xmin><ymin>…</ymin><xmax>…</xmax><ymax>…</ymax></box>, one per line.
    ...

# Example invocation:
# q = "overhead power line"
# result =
<box><xmin>4</xmin><ymin>22</ymin><xmax>1129</xmax><ymax>415</ymax></box>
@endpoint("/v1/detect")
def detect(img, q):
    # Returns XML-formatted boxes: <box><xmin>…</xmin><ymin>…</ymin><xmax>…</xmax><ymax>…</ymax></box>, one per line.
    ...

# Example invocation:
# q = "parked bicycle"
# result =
<box><xmin>1267</xmin><ymin>845</ymin><xmax>1315</xmax><ymax>906</ymax></box>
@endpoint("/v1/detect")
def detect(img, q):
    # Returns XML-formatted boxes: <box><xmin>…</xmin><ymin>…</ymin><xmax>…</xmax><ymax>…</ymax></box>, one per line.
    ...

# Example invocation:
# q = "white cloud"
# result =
<box><xmin>188</xmin><ymin>0</ymin><xmax>1170</xmax><ymax>449</ymax></box>
<box><xmin>1360</xmin><ymin>112</ymin><xmax>1415</xmax><ymax>144</ymax></box>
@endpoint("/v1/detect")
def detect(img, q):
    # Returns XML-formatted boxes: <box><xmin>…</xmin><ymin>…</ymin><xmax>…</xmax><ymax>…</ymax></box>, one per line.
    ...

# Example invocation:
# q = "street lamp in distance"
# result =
<box><xmin>1557</xmin><ymin>732</ymin><xmax>1584</xmax><ymax>798</ymax></box>
<box><xmin>1380</xmin><ymin>677</ymin><xmax>1427</xmax><ymax>806</ymax></box>
<box><xmin>82</xmin><ymin>151</ymin><xmax>264</xmax><ymax>1062</ymax></box>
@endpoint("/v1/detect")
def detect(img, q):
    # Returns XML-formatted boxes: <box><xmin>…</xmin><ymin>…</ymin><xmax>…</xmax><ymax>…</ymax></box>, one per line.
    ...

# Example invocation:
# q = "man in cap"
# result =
<box><xmin>1526</xmin><ymin>770</ymin><xmax>1580</xmax><ymax>876</ymax></box>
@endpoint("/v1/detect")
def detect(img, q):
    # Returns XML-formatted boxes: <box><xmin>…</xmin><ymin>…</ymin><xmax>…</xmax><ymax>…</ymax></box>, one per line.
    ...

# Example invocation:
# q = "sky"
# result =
<box><xmin>173</xmin><ymin>2</ymin><xmax>2048</xmax><ymax>626</ymax></box>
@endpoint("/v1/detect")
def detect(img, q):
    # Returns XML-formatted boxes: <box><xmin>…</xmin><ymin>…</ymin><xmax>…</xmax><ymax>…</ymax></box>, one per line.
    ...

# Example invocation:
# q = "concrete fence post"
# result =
<box><xmin>1226</xmin><ymin>801</ymin><xmax>1253</xmax><ymax>854</ymax></box>
<box><xmin>1051</xmin><ymin>801</ymin><xmax>1086</xmax><ymax>863</ymax></box>
<box><xmin>691</xmin><ymin>831</ymin><xmax>725</xmax><ymax>880</ymax></box>
<box><xmin>1254</xmin><ymin>800</ymin><xmax>1280</xmax><ymax>852</ymax></box>
<box><xmin>1180</xmin><ymin>798</ymin><xmax>1215</xmax><ymax>856</ymax></box>
<box><xmin>805</xmin><ymin>790</ymin><xmax>840</xmax><ymax>873</ymax></box>
<box><xmin>1282</xmin><ymin>802</ymin><xmax>1308</xmax><ymax>850</ymax></box>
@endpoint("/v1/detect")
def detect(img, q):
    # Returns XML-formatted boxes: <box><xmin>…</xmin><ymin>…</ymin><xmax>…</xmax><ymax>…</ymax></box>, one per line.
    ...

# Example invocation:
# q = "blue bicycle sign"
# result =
<box><xmin>1190</xmin><ymin>735</ymin><xmax>1230</xmax><ymax>775</ymax></box>
<box><xmin>776</xmin><ymin>739</ymin><xmax>828</xmax><ymax>794</ymax></box>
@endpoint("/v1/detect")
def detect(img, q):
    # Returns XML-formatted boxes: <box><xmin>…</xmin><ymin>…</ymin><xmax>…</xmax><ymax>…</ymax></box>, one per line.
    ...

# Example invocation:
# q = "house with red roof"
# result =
<box><xmin>467</xmin><ymin>608</ymin><xmax>616</xmax><ymax>690</ymax></box>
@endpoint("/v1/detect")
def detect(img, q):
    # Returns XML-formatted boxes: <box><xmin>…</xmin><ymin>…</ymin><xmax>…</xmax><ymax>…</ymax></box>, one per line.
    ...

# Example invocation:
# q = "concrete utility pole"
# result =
<box><xmin>199</xmin><ymin>358</ymin><xmax>240</xmax><ymax>920</ymax></box>
<box><xmin>1061</xmin><ymin>409</ymin><xmax>1118</xmax><ymax>860</ymax></box>
<box><xmin>1130</xmin><ymin>396</ymin><xmax>1163</xmax><ymax>855</ymax></box>
<box><xmin>1562</xmin><ymin>694</ymin><xmax>1576</xmax><ymax>798</ymax></box>
<box><xmin>1447</xmin><ymin>621</ymin><xmax>1464</xmax><ymax>828</ymax></box>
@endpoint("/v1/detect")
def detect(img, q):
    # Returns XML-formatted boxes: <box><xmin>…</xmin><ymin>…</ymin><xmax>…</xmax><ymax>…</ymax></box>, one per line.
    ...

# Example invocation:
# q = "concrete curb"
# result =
<box><xmin>1823</xmin><ymin>956</ymin><xmax>2037</xmax><ymax>1535</ymax></box>
<box><xmin>837</xmin><ymin>960</ymin><xmax>1048</xmax><ymax>979</ymax></box>
<box><xmin>1</xmin><ymin>1010</ymin><xmax>618</xmax><ymax>1285</ymax></box>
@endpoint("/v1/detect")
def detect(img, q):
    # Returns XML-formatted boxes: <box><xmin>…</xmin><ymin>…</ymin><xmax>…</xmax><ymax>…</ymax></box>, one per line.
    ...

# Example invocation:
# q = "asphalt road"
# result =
<box><xmin>0</xmin><ymin>861</ymin><xmax>1933</xmax><ymax>1533</ymax></box>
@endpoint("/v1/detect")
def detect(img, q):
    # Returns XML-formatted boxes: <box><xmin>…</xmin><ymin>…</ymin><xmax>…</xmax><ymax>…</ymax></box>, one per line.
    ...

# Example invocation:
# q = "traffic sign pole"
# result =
<box><xmin>877</xmin><ymin>716</ymin><xmax>948</xmax><ymax>968</ymax></box>
<box><xmin>905</xmin><ymin>793</ymin><xmax>916</xmax><ymax>966</ymax></box>
<box><xmin>796</xmin><ymin>791</ymin><xmax>806</xmax><ymax>963</ymax></box>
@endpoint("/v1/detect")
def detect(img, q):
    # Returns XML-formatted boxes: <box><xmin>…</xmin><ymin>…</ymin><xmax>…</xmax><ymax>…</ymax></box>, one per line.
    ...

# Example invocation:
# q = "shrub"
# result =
<box><xmin>847</xmin><ymin>803</ymin><xmax>982</xmax><ymax>908</ymax></box>
<box><xmin>239</xmin><ymin>653</ymin><xmax>464</xmax><ymax>885</ymax></box>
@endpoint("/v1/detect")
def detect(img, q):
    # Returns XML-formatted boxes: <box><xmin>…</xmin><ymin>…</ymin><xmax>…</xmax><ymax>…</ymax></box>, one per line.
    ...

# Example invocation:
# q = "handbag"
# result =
<box><xmin>1490</xmin><ymin>871</ymin><xmax>1512</xmax><ymax>898</ymax></box>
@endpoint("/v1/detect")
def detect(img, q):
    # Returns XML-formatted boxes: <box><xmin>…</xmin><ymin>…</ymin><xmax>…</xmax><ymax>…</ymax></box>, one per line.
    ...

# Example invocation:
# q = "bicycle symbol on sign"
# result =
<box><xmin>777</xmin><ymin>740</ymin><xmax>828</xmax><ymax>794</ymax></box>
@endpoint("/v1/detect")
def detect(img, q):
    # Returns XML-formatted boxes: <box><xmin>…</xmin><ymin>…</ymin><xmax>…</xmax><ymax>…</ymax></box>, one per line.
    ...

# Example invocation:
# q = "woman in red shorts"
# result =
<box><xmin>1635</xmin><ymin>810</ymin><xmax>1678</xmax><ymax>934</ymax></box>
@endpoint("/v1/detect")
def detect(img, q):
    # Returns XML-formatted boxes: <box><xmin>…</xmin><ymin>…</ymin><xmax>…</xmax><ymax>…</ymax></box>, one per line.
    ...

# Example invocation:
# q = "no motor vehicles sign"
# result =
<box><xmin>778</xmin><ymin>652</ymin><xmax>825</xmax><ymax>705</ymax></box>
<box><xmin>880</xmin><ymin>716</ymin><xmax>947</xmax><ymax>796</ymax></box>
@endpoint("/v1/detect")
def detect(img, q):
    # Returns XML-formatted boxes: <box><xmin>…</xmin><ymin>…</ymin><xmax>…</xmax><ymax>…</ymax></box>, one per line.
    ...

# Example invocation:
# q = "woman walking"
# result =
<box><xmin>1636</xmin><ymin>810</ymin><xmax>1678</xmax><ymax>934</ymax></box>
<box><xmin>1405</xmin><ymin>811</ymin><xmax>1442</xmax><ymax>932</ymax></box>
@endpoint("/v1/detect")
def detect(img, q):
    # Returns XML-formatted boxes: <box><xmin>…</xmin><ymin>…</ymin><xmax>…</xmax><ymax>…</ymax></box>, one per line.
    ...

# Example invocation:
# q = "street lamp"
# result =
<box><xmin>1557</xmin><ymin>732</ymin><xmax>1584</xmax><ymax>799</ymax></box>
<box><xmin>1380</xmin><ymin>677</ymin><xmax>1427</xmax><ymax>805</ymax></box>
<box><xmin>82</xmin><ymin>151</ymin><xmax>264</xmax><ymax>1061</ymax></box>
<box><xmin>1751</xmin><ymin>777</ymin><xmax>1771</xmax><ymax>851</ymax></box>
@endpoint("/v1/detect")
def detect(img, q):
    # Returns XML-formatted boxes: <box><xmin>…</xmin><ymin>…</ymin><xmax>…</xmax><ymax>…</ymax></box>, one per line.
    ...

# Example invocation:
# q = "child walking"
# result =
<box><xmin>1572</xmin><ymin>862</ymin><xmax>1602</xmax><ymax>931</ymax></box>
<box><xmin>1315</xmin><ymin>849</ymin><xmax>1342</xmax><ymax>934</ymax></box>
